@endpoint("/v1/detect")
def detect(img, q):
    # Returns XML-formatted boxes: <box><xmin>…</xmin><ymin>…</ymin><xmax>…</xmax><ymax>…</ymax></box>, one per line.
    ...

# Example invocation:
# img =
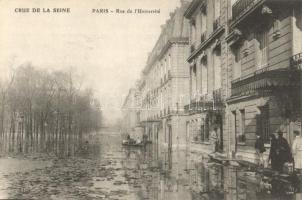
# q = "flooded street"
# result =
<box><xmin>0</xmin><ymin>129</ymin><xmax>301</xmax><ymax>200</ymax></box>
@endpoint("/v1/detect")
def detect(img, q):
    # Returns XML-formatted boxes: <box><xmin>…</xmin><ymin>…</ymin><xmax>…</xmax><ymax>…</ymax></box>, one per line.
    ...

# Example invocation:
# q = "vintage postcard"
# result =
<box><xmin>0</xmin><ymin>0</ymin><xmax>302</xmax><ymax>199</ymax></box>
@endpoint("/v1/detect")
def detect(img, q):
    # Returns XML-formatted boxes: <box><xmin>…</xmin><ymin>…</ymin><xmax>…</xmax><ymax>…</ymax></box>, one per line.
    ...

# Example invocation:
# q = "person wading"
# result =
<box><xmin>292</xmin><ymin>130</ymin><xmax>302</xmax><ymax>173</ymax></box>
<box><xmin>210</xmin><ymin>128</ymin><xmax>219</xmax><ymax>153</ymax></box>
<box><xmin>268</xmin><ymin>134</ymin><xmax>278</xmax><ymax>171</ymax></box>
<box><xmin>275</xmin><ymin>131</ymin><xmax>292</xmax><ymax>172</ymax></box>
<box><xmin>255</xmin><ymin>134</ymin><xmax>266</xmax><ymax>167</ymax></box>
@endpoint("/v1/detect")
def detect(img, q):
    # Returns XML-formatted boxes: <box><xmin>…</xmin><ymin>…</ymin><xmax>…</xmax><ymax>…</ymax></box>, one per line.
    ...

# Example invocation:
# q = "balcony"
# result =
<box><xmin>213</xmin><ymin>88</ymin><xmax>223</xmax><ymax>104</ymax></box>
<box><xmin>184</xmin><ymin>99</ymin><xmax>213</xmax><ymax>113</ymax></box>
<box><xmin>232</xmin><ymin>0</ymin><xmax>261</xmax><ymax>21</ymax></box>
<box><xmin>230</xmin><ymin>65</ymin><xmax>300</xmax><ymax>98</ymax></box>
<box><xmin>231</xmin><ymin>0</ymin><xmax>271</xmax><ymax>29</ymax></box>
<box><xmin>184</xmin><ymin>91</ymin><xmax>224</xmax><ymax>113</ymax></box>
<box><xmin>291</xmin><ymin>52</ymin><xmax>302</xmax><ymax>70</ymax></box>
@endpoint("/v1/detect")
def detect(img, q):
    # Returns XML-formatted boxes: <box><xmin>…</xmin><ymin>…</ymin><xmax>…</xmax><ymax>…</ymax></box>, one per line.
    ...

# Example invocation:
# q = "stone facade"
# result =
<box><xmin>121</xmin><ymin>87</ymin><xmax>143</xmax><ymax>139</ymax></box>
<box><xmin>184</xmin><ymin>0</ymin><xmax>228</xmax><ymax>155</ymax></box>
<box><xmin>137</xmin><ymin>1</ymin><xmax>191</xmax><ymax>149</ymax></box>
<box><xmin>226</xmin><ymin>0</ymin><xmax>302</xmax><ymax>162</ymax></box>
<box><xmin>123</xmin><ymin>0</ymin><xmax>302</xmax><ymax>164</ymax></box>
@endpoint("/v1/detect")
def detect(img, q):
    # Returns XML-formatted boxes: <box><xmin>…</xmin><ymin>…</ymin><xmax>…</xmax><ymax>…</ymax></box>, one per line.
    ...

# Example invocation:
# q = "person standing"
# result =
<box><xmin>275</xmin><ymin>131</ymin><xmax>292</xmax><ymax>172</ymax></box>
<box><xmin>255</xmin><ymin>135</ymin><xmax>266</xmax><ymax>167</ymax></box>
<box><xmin>292</xmin><ymin>130</ymin><xmax>302</xmax><ymax>173</ymax></box>
<box><xmin>210</xmin><ymin>128</ymin><xmax>218</xmax><ymax>153</ymax></box>
<box><xmin>268</xmin><ymin>134</ymin><xmax>278</xmax><ymax>171</ymax></box>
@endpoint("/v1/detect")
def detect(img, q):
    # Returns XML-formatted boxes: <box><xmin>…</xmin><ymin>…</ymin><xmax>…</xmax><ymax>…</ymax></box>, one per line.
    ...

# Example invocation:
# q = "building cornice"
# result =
<box><xmin>143</xmin><ymin>37</ymin><xmax>189</xmax><ymax>75</ymax></box>
<box><xmin>122</xmin><ymin>88</ymin><xmax>135</xmax><ymax>109</ymax></box>
<box><xmin>187</xmin><ymin>27</ymin><xmax>224</xmax><ymax>62</ymax></box>
<box><xmin>184</xmin><ymin>0</ymin><xmax>205</xmax><ymax>19</ymax></box>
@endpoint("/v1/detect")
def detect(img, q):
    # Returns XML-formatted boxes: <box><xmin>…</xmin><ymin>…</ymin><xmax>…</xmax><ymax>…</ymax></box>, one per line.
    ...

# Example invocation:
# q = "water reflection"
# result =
<box><xmin>122</xmin><ymin>138</ymin><xmax>302</xmax><ymax>200</ymax></box>
<box><xmin>0</xmin><ymin>131</ymin><xmax>302</xmax><ymax>199</ymax></box>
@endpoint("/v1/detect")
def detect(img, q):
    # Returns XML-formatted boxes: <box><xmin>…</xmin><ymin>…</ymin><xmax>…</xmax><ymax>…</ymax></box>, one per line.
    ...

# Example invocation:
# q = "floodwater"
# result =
<box><xmin>0</xmin><ymin>129</ymin><xmax>301</xmax><ymax>200</ymax></box>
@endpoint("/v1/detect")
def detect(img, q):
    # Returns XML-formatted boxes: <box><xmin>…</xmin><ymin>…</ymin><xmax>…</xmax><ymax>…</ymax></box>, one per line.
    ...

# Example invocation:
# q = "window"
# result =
<box><xmin>256</xmin><ymin>106</ymin><xmax>270</xmax><ymax>143</ymax></box>
<box><xmin>273</xmin><ymin>20</ymin><xmax>281</xmax><ymax>39</ymax></box>
<box><xmin>204</xmin><ymin>116</ymin><xmax>210</xmax><ymax>141</ymax></box>
<box><xmin>160</xmin><ymin>63</ymin><xmax>163</xmax><ymax>79</ymax></box>
<box><xmin>213</xmin><ymin>48</ymin><xmax>222</xmax><ymax>90</ymax></box>
<box><xmin>191</xmin><ymin>64</ymin><xmax>197</xmax><ymax>99</ymax></box>
<box><xmin>191</xmin><ymin>19</ymin><xmax>196</xmax><ymax>44</ymax></box>
<box><xmin>273</xmin><ymin>20</ymin><xmax>280</xmax><ymax>33</ymax></box>
<box><xmin>232</xmin><ymin>111</ymin><xmax>237</xmax><ymax>144</ymax></box>
<box><xmin>201</xmin><ymin>12</ymin><xmax>207</xmax><ymax>34</ymax></box>
<box><xmin>238</xmin><ymin>109</ymin><xmax>246</xmax><ymax>143</ymax></box>
<box><xmin>214</xmin><ymin>0</ymin><xmax>221</xmax><ymax>20</ymax></box>
<box><xmin>233</xmin><ymin>47</ymin><xmax>242</xmax><ymax>79</ymax></box>
<box><xmin>200</xmin><ymin>124</ymin><xmax>205</xmax><ymax>141</ymax></box>
<box><xmin>201</xmin><ymin>60</ymin><xmax>208</xmax><ymax>95</ymax></box>
<box><xmin>191</xmin><ymin>121</ymin><xmax>197</xmax><ymax>142</ymax></box>
<box><xmin>255</xmin><ymin>28</ymin><xmax>269</xmax><ymax>69</ymax></box>
<box><xmin>168</xmin><ymin>55</ymin><xmax>171</xmax><ymax>70</ymax></box>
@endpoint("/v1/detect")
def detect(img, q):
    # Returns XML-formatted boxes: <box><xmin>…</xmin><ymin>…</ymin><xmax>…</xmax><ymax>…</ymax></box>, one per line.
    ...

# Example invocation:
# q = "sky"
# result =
<box><xmin>0</xmin><ymin>0</ymin><xmax>181</xmax><ymax>125</ymax></box>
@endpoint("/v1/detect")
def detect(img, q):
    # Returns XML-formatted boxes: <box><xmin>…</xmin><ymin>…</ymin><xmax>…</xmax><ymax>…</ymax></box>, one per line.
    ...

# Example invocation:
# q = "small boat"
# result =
<box><xmin>122</xmin><ymin>140</ymin><xmax>145</xmax><ymax>147</ymax></box>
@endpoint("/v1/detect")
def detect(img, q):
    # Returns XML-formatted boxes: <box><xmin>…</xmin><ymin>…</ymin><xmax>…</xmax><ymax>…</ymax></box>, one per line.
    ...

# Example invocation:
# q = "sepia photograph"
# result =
<box><xmin>0</xmin><ymin>0</ymin><xmax>302</xmax><ymax>199</ymax></box>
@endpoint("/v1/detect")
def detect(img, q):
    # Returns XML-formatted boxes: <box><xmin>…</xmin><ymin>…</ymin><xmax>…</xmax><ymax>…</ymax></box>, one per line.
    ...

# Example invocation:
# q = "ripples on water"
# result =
<box><xmin>0</xmin><ymin>129</ymin><xmax>301</xmax><ymax>200</ymax></box>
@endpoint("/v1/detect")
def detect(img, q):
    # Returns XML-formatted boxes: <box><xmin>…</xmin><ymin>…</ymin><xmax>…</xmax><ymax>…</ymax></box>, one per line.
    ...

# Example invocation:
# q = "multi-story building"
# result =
<box><xmin>184</xmin><ymin>0</ymin><xmax>228</xmax><ymax>154</ymax></box>
<box><xmin>121</xmin><ymin>87</ymin><xmax>143</xmax><ymax>139</ymax></box>
<box><xmin>226</xmin><ymin>0</ymin><xmax>302</xmax><ymax>162</ymax></box>
<box><xmin>139</xmin><ymin>0</ymin><xmax>191</xmax><ymax>149</ymax></box>
<box><xmin>123</xmin><ymin>0</ymin><xmax>302</xmax><ymax>165</ymax></box>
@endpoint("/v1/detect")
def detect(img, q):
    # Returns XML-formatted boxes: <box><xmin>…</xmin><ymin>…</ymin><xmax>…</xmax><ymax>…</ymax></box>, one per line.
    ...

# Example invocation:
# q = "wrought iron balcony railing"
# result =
<box><xmin>232</xmin><ymin>0</ymin><xmax>260</xmax><ymax>21</ymax></box>
<box><xmin>184</xmin><ymin>91</ymin><xmax>224</xmax><ymax>113</ymax></box>
<box><xmin>231</xmin><ymin>65</ymin><xmax>300</xmax><ymax>97</ymax></box>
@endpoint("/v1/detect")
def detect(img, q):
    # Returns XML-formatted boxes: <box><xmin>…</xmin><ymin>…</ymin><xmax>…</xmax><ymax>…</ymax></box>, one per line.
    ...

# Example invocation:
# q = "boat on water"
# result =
<box><xmin>122</xmin><ymin>139</ymin><xmax>151</xmax><ymax>147</ymax></box>
<box><xmin>122</xmin><ymin>141</ymin><xmax>145</xmax><ymax>147</ymax></box>
<box><xmin>122</xmin><ymin>134</ymin><xmax>152</xmax><ymax>147</ymax></box>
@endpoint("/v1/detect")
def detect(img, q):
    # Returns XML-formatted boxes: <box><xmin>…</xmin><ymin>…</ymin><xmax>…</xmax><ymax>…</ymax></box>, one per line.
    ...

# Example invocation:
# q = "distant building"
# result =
<box><xmin>121</xmin><ymin>87</ymin><xmax>142</xmax><ymax>139</ymax></box>
<box><xmin>138</xmin><ymin>0</ymin><xmax>191</xmax><ymax>149</ymax></box>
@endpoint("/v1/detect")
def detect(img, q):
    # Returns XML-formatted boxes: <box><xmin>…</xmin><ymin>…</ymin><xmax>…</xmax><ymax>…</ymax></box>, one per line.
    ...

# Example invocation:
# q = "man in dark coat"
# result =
<box><xmin>268</xmin><ymin>134</ymin><xmax>278</xmax><ymax>171</ymax></box>
<box><xmin>275</xmin><ymin>131</ymin><xmax>292</xmax><ymax>172</ymax></box>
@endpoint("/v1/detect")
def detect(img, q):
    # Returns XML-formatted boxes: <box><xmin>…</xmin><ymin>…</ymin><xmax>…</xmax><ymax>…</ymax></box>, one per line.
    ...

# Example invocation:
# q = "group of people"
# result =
<box><xmin>255</xmin><ymin>130</ymin><xmax>302</xmax><ymax>173</ymax></box>
<box><xmin>125</xmin><ymin>133</ymin><xmax>149</xmax><ymax>145</ymax></box>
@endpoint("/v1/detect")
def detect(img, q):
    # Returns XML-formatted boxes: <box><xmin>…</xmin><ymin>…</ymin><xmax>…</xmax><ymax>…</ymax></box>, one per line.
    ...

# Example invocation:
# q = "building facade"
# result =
<box><xmin>121</xmin><ymin>87</ymin><xmax>143</xmax><ymax>140</ymax></box>
<box><xmin>123</xmin><ymin>0</ymin><xmax>302</xmax><ymax>165</ymax></box>
<box><xmin>139</xmin><ymin>0</ymin><xmax>191</xmax><ymax>150</ymax></box>
<box><xmin>226</xmin><ymin>0</ymin><xmax>302</xmax><ymax>162</ymax></box>
<box><xmin>184</xmin><ymin>0</ymin><xmax>229</xmax><ymax>154</ymax></box>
